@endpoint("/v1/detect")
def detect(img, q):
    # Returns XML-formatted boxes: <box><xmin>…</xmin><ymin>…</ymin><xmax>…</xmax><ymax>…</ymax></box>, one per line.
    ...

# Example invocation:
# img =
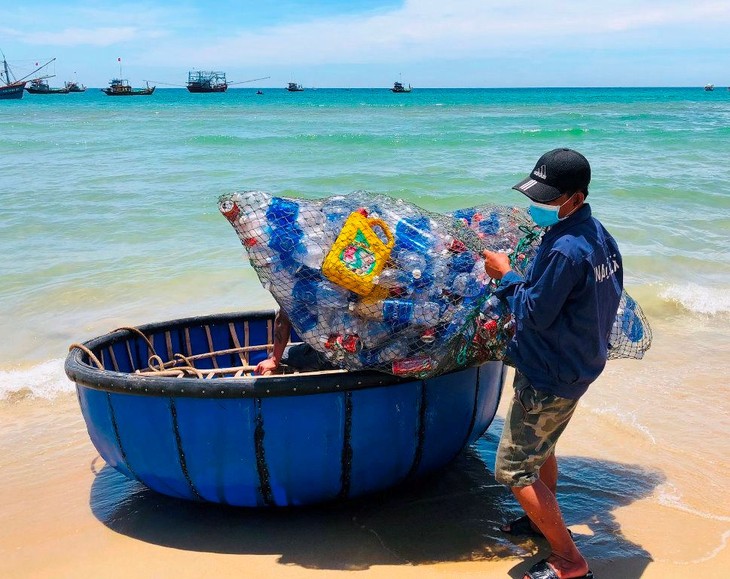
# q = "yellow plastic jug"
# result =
<box><xmin>322</xmin><ymin>211</ymin><xmax>394</xmax><ymax>296</ymax></box>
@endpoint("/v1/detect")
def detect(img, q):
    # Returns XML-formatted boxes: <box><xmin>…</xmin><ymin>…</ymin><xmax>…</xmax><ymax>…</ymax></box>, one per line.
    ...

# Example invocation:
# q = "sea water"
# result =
<box><xmin>1</xmin><ymin>87</ymin><xmax>729</xmax><ymax>568</ymax></box>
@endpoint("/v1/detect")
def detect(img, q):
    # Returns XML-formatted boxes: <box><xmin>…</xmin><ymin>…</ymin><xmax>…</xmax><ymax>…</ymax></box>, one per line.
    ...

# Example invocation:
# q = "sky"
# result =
<box><xmin>1</xmin><ymin>0</ymin><xmax>729</xmax><ymax>88</ymax></box>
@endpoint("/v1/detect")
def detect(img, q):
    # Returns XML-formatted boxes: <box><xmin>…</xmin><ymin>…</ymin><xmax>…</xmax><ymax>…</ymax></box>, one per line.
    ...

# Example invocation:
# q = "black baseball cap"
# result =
<box><xmin>512</xmin><ymin>148</ymin><xmax>591</xmax><ymax>202</ymax></box>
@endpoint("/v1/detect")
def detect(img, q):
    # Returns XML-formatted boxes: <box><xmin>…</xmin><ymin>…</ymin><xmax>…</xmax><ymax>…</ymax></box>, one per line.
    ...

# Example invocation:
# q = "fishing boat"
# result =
<box><xmin>64</xmin><ymin>80</ymin><xmax>86</xmax><ymax>92</ymax></box>
<box><xmin>65</xmin><ymin>309</ymin><xmax>505</xmax><ymax>507</ymax></box>
<box><xmin>186</xmin><ymin>70</ymin><xmax>227</xmax><ymax>93</ymax></box>
<box><xmin>287</xmin><ymin>82</ymin><xmax>304</xmax><ymax>92</ymax></box>
<box><xmin>26</xmin><ymin>78</ymin><xmax>69</xmax><ymax>94</ymax></box>
<box><xmin>704</xmin><ymin>83</ymin><xmax>715</xmax><ymax>91</ymax></box>
<box><xmin>391</xmin><ymin>81</ymin><xmax>412</xmax><ymax>93</ymax></box>
<box><xmin>1</xmin><ymin>53</ymin><xmax>58</xmax><ymax>100</ymax></box>
<box><xmin>1</xmin><ymin>54</ymin><xmax>25</xmax><ymax>99</ymax></box>
<box><xmin>102</xmin><ymin>78</ymin><xmax>155</xmax><ymax>96</ymax></box>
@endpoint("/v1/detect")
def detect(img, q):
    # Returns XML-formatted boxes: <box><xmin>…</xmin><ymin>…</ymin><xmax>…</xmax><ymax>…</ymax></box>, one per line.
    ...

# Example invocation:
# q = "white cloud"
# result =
<box><xmin>141</xmin><ymin>0</ymin><xmax>730</xmax><ymax>67</ymax></box>
<box><xmin>24</xmin><ymin>27</ymin><xmax>143</xmax><ymax>47</ymax></box>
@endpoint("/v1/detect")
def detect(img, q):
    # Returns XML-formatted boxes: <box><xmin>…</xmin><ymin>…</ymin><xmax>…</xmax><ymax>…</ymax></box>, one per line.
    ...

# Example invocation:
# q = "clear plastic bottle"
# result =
<box><xmin>396</xmin><ymin>251</ymin><xmax>428</xmax><ymax>282</ymax></box>
<box><xmin>451</xmin><ymin>272</ymin><xmax>484</xmax><ymax>298</ymax></box>
<box><xmin>293</xmin><ymin>238</ymin><xmax>325</xmax><ymax>269</ymax></box>
<box><xmin>358</xmin><ymin>320</ymin><xmax>392</xmax><ymax>349</ymax></box>
<box><xmin>322</xmin><ymin>196</ymin><xmax>355</xmax><ymax>237</ymax></box>
<box><xmin>315</xmin><ymin>282</ymin><xmax>352</xmax><ymax>309</ymax></box>
<box><xmin>351</xmin><ymin>298</ymin><xmax>440</xmax><ymax>327</ymax></box>
<box><xmin>373</xmin><ymin>268</ymin><xmax>410</xmax><ymax>290</ymax></box>
<box><xmin>358</xmin><ymin>341</ymin><xmax>410</xmax><ymax>367</ymax></box>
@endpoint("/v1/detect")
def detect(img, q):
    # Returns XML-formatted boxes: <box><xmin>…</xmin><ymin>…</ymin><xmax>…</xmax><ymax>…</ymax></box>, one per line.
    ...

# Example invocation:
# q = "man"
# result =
<box><xmin>254</xmin><ymin>309</ymin><xmax>334</xmax><ymax>375</ymax></box>
<box><xmin>483</xmin><ymin>148</ymin><xmax>622</xmax><ymax>579</ymax></box>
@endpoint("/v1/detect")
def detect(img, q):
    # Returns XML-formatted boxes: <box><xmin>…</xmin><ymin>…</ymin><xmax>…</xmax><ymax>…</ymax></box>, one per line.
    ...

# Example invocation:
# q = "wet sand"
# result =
<box><xmin>2</xmin><ymin>357</ymin><xmax>728</xmax><ymax>578</ymax></box>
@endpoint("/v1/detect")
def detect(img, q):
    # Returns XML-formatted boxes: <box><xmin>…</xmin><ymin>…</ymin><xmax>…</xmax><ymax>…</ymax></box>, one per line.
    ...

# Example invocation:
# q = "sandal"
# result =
<box><xmin>525</xmin><ymin>558</ymin><xmax>593</xmax><ymax>579</ymax></box>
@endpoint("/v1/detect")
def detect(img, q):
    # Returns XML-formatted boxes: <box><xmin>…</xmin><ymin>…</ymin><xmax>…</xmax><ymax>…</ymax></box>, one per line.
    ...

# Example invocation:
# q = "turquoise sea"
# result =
<box><xmin>1</xmin><ymin>87</ymin><xmax>730</xmax><ymax>573</ymax></box>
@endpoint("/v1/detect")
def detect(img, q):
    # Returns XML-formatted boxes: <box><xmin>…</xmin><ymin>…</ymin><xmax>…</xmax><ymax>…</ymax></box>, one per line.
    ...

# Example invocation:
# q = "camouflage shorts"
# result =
<box><xmin>494</xmin><ymin>372</ymin><xmax>579</xmax><ymax>487</ymax></box>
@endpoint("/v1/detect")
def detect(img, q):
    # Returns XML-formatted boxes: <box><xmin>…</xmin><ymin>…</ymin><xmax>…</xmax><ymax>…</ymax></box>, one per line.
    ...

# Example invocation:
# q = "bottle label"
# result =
<box><xmin>392</xmin><ymin>355</ymin><xmax>435</xmax><ymax>377</ymax></box>
<box><xmin>382</xmin><ymin>299</ymin><xmax>414</xmax><ymax>324</ymax></box>
<box><xmin>340</xmin><ymin>230</ymin><xmax>376</xmax><ymax>276</ymax></box>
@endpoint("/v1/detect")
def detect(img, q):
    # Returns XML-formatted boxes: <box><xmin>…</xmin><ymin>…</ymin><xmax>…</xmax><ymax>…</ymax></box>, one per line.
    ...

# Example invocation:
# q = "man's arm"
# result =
<box><xmin>254</xmin><ymin>309</ymin><xmax>291</xmax><ymax>375</ymax></box>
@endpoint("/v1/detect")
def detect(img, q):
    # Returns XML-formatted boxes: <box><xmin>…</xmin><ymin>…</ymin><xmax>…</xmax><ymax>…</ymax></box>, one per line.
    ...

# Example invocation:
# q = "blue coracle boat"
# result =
<box><xmin>65</xmin><ymin>310</ymin><xmax>505</xmax><ymax>507</ymax></box>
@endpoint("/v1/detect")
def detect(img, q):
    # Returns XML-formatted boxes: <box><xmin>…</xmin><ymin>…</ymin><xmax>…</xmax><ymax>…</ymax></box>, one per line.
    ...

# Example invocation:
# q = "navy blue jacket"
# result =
<box><xmin>494</xmin><ymin>204</ymin><xmax>622</xmax><ymax>399</ymax></box>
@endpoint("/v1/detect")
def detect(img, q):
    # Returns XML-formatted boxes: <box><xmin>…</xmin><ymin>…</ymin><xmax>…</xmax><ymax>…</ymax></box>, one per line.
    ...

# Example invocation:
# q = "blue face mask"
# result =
<box><xmin>528</xmin><ymin>201</ymin><xmax>563</xmax><ymax>227</ymax></box>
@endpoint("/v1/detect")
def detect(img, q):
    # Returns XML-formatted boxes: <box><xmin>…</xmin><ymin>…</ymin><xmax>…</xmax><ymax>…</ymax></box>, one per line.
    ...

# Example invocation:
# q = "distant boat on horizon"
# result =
<box><xmin>287</xmin><ymin>82</ymin><xmax>304</xmax><ymax>92</ymax></box>
<box><xmin>26</xmin><ymin>77</ymin><xmax>69</xmax><ymax>94</ymax></box>
<box><xmin>187</xmin><ymin>70</ymin><xmax>227</xmax><ymax>93</ymax></box>
<box><xmin>704</xmin><ymin>83</ymin><xmax>715</xmax><ymax>91</ymax></box>
<box><xmin>391</xmin><ymin>81</ymin><xmax>412</xmax><ymax>93</ymax></box>
<box><xmin>64</xmin><ymin>80</ymin><xmax>86</xmax><ymax>92</ymax></box>
<box><xmin>102</xmin><ymin>78</ymin><xmax>155</xmax><ymax>96</ymax></box>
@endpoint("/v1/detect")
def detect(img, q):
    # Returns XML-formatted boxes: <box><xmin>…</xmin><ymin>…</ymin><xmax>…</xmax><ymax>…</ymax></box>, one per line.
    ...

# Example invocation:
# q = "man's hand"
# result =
<box><xmin>254</xmin><ymin>357</ymin><xmax>279</xmax><ymax>376</ymax></box>
<box><xmin>483</xmin><ymin>250</ymin><xmax>512</xmax><ymax>280</ymax></box>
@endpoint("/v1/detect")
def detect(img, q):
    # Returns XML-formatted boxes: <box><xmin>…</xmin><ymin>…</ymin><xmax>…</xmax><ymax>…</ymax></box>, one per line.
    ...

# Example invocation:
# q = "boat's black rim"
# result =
<box><xmin>64</xmin><ymin>309</ymin><xmax>423</xmax><ymax>399</ymax></box>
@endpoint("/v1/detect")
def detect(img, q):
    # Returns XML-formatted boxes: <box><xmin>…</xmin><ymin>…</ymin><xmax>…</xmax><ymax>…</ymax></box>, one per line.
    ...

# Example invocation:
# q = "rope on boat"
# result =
<box><xmin>68</xmin><ymin>342</ymin><xmax>105</xmax><ymax>369</ymax></box>
<box><xmin>114</xmin><ymin>326</ymin><xmax>157</xmax><ymax>356</ymax></box>
<box><xmin>70</xmin><ymin>324</ymin><xmax>282</xmax><ymax>378</ymax></box>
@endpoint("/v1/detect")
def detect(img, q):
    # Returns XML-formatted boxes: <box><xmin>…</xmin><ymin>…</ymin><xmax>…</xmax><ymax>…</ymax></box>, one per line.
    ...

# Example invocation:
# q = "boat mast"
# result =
<box><xmin>1</xmin><ymin>50</ymin><xmax>12</xmax><ymax>83</ymax></box>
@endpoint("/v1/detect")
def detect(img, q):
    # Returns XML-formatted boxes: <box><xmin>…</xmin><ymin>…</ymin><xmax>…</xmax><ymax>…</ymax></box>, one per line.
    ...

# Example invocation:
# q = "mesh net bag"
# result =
<box><xmin>219</xmin><ymin>191</ymin><xmax>540</xmax><ymax>378</ymax></box>
<box><xmin>219</xmin><ymin>191</ymin><xmax>651</xmax><ymax>378</ymax></box>
<box><xmin>608</xmin><ymin>291</ymin><xmax>652</xmax><ymax>359</ymax></box>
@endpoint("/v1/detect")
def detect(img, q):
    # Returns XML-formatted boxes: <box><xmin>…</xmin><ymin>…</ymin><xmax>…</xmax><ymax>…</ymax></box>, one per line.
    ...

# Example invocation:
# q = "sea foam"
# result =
<box><xmin>0</xmin><ymin>359</ymin><xmax>74</xmax><ymax>401</ymax></box>
<box><xmin>660</xmin><ymin>283</ymin><xmax>730</xmax><ymax>315</ymax></box>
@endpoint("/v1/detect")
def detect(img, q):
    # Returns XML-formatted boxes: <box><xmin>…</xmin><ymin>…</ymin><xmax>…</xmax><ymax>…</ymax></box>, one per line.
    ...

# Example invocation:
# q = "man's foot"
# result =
<box><xmin>523</xmin><ymin>557</ymin><xmax>592</xmax><ymax>579</ymax></box>
<box><xmin>500</xmin><ymin>515</ymin><xmax>574</xmax><ymax>539</ymax></box>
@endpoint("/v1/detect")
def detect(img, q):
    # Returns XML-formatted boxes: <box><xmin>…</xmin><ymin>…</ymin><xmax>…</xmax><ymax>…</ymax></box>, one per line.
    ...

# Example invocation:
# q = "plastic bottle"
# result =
<box><xmin>266</xmin><ymin>197</ymin><xmax>300</xmax><ymax>228</ymax></box>
<box><xmin>450</xmin><ymin>251</ymin><xmax>477</xmax><ymax>273</ymax></box>
<box><xmin>451</xmin><ymin>272</ymin><xmax>484</xmax><ymax>298</ymax></box>
<box><xmin>289</xmin><ymin>301</ymin><xmax>318</xmax><ymax>333</ymax></box>
<box><xmin>396</xmin><ymin>251</ymin><xmax>428</xmax><ymax>282</ymax></box>
<box><xmin>322</xmin><ymin>196</ymin><xmax>355</xmax><ymax>236</ymax></box>
<box><xmin>373</xmin><ymin>268</ymin><xmax>411</xmax><ymax>290</ymax></box>
<box><xmin>238</xmin><ymin>213</ymin><xmax>270</xmax><ymax>248</ymax></box>
<box><xmin>621</xmin><ymin>298</ymin><xmax>644</xmax><ymax>342</ymax></box>
<box><xmin>268</xmin><ymin>224</ymin><xmax>303</xmax><ymax>255</ymax></box>
<box><xmin>299</xmin><ymin>320</ymin><xmax>332</xmax><ymax>349</ymax></box>
<box><xmin>315</xmin><ymin>283</ymin><xmax>352</xmax><ymax>309</ymax></box>
<box><xmin>481</xmin><ymin>295</ymin><xmax>503</xmax><ymax>319</ymax></box>
<box><xmin>479</xmin><ymin>212</ymin><xmax>500</xmax><ymax>236</ymax></box>
<box><xmin>351</xmin><ymin>298</ymin><xmax>440</xmax><ymax>327</ymax></box>
<box><xmin>358</xmin><ymin>320</ymin><xmax>392</xmax><ymax>349</ymax></box>
<box><xmin>358</xmin><ymin>341</ymin><xmax>410</xmax><ymax>367</ymax></box>
<box><xmin>395</xmin><ymin>216</ymin><xmax>434</xmax><ymax>253</ymax></box>
<box><xmin>292</xmin><ymin>237</ymin><xmax>325</xmax><ymax>270</ymax></box>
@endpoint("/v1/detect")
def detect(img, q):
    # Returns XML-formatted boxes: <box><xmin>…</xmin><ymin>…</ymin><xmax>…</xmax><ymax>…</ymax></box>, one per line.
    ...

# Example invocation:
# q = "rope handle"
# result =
<box><xmin>68</xmin><ymin>343</ymin><xmax>105</xmax><ymax>369</ymax></box>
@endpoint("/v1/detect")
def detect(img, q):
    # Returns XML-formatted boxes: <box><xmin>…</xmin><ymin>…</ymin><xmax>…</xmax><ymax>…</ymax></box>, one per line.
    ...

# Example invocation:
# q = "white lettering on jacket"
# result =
<box><xmin>594</xmin><ymin>254</ymin><xmax>621</xmax><ymax>283</ymax></box>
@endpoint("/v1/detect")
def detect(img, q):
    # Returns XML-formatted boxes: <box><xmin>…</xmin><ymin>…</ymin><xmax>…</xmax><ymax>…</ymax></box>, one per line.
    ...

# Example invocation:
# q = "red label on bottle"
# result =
<box><xmin>392</xmin><ymin>355</ymin><xmax>434</xmax><ymax>377</ymax></box>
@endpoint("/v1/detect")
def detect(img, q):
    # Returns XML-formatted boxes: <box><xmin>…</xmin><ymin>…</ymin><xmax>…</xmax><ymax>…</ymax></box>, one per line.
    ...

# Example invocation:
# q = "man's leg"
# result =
<box><xmin>502</xmin><ymin>452</ymin><xmax>559</xmax><ymax>534</ymax></box>
<box><xmin>512</xmin><ymin>480</ymin><xmax>588</xmax><ymax>578</ymax></box>
<box><xmin>540</xmin><ymin>452</ymin><xmax>558</xmax><ymax>494</ymax></box>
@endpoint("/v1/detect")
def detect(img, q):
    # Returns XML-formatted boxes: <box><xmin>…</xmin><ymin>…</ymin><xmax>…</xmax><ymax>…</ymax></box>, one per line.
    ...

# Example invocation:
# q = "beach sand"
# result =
<box><xmin>2</xmin><ymin>344</ymin><xmax>728</xmax><ymax>579</ymax></box>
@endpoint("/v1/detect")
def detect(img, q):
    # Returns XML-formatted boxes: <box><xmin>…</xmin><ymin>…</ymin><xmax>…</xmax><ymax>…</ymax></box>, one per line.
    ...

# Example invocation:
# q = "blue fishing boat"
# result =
<box><xmin>65</xmin><ymin>310</ymin><xmax>505</xmax><ymax>507</ymax></box>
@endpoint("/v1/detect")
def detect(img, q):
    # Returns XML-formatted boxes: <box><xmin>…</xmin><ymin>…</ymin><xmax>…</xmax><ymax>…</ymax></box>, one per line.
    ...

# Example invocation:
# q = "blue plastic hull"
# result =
<box><xmin>67</xmin><ymin>310</ymin><xmax>504</xmax><ymax>507</ymax></box>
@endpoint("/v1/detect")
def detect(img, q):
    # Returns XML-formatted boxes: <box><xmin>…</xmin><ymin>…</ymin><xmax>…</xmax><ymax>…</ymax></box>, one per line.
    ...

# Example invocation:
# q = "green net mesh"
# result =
<box><xmin>219</xmin><ymin>191</ymin><xmax>651</xmax><ymax>378</ymax></box>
